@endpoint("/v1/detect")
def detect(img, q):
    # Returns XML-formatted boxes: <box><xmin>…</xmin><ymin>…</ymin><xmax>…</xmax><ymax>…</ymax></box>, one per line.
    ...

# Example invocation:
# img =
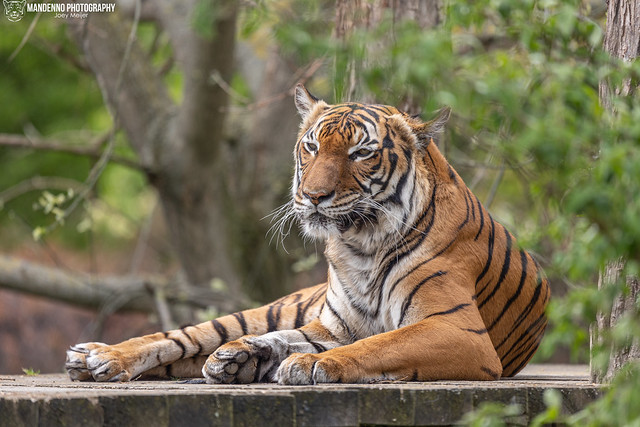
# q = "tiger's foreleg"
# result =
<box><xmin>277</xmin><ymin>316</ymin><xmax>503</xmax><ymax>384</ymax></box>
<box><xmin>203</xmin><ymin>319</ymin><xmax>342</xmax><ymax>384</ymax></box>
<box><xmin>65</xmin><ymin>283</ymin><xmax>327</xmax><ymax>382</ymax></box>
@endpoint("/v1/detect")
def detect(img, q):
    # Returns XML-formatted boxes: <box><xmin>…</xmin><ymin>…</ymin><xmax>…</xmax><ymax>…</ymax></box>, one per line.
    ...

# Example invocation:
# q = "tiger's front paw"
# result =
<box><xmin>277</xmin><ymin>353</ymin><xmax>351</xmax><ymax>385</ymax></box>
<box><xmin>203</xmin><ymin>335</ymin><xmax>288</xmax><ymax>384</ymax></box>
<box><xmin>65</xmin><ymin>342</ymin><xmax>107</xmax><ymax>381</ymax></box>
<box><xmin>66</xmin><ymin>342</ymin><xmax>135</xmax><ymax>382</ymax></box>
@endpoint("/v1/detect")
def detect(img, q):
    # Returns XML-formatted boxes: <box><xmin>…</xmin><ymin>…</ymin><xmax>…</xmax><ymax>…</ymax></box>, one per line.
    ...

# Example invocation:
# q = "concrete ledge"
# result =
<box><xmin>0</xmin><ymin>365</ymin><xmax>600</xmax><ymax>426</ymax></box>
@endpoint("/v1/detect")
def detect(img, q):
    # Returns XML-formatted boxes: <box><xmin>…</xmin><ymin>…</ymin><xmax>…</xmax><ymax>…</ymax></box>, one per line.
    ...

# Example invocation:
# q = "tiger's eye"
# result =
<box><xmin>304</xmin><ymin>142</ymin><xmax>318</xmax><ymax>154</ymax></box>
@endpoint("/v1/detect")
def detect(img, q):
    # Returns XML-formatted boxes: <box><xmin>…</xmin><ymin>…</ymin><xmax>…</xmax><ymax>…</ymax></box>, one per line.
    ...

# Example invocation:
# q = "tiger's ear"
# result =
<box><xmin>414</xmin><ymin>107</ymin><xmax>451</xmax><ymax>144</ymax></box>
<box><xmin>294</xmin><ymin>84</ymin><xmax>320</xmax><ymax>121</ymax></box>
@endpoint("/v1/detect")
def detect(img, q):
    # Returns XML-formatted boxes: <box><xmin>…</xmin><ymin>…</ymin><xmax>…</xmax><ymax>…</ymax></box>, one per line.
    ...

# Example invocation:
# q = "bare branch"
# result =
<box><xmin>66</xmin><ymin>4</ymin><xmax>175</xmax><ymax>167</ymax></box>
<box><xmin>485</xmin><ymin>163</ymin><xmax>506</xmax><ymax>208</ymax></box>
<box><xmin>8</xmin><ymin>12</ymin><xmax>41</xmax><ymax>63</ymax></box>
<box><xmin>223</xmin><ymin>58</ymin><xmax>325</xmax><ymax>113</ymax></box>
<box><xmin>0</xmin><ymin>176</ymin><xmax>87</xmax><ymax>207</ymax></box>
<box><xmin>0</xmin><ymin>255</ymin><xmax>243</xmax><ymax>314</ymax></box>
<box><xmin>0</xmin><ymin>133</ymin><xmax>146</xmax><ymax>171</ymax></box>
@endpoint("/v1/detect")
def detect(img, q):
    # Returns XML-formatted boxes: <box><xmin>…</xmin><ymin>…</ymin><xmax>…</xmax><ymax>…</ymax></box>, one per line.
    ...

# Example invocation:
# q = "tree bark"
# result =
<box><xmin>334</xmin><ymin>0</ymin><xmax>442</xmax><ymax>109</ymax></box>
<box><xmin>68</xmin><ymin>1</ymin><xmax>242</xmax><ymax>303</ymax></box>
<box><xmin>591</xmin><ymin>0</ymin><xmax>640</xmax><ymax>384</ymax></box>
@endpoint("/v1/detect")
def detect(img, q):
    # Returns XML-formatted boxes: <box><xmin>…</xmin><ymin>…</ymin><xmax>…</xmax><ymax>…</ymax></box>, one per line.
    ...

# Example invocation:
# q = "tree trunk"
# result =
<box><xmin>591</xmin><ymin>0</ymin><xmax>640</xmax><ymax>383</ymax></box>
<box><xmin>69</xmin><ymin>1</ymin><xmax>243</xmax><ymax>308</ymax></box>
<box><xmin>155</xmin><ymin>1</ymin><xmax>241</xmax><ymax>297</ymax></box>
<box><xmin>334</xmin><ymin>0</ymin><xmax>441</xmax><ymax>110</ymax></box>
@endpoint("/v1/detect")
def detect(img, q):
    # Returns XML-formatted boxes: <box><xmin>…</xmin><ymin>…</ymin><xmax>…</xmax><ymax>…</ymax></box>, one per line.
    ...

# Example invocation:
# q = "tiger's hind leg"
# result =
<box><xmin>278</xmin><ymin>304</ymin><xmax>502</xmax><ymax>384</ymax></box>
<box><xmin>65</xmin><ymin>283</ymin><xmax>327</xmax><ymax>382</ymax></box>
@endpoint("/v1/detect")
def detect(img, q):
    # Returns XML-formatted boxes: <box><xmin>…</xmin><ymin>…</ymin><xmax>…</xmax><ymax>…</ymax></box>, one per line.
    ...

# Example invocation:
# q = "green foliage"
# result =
<box><xmin>459</xmin><ymin>401</ymin><xmax>523</xmax><ymax>427</ymax></box>
<box><xmin>569</xmin><ymin>362</ymin><xmax>640</xmax><ymax>426</ymax></box>
<box><xmin>3</xmin><ymin>3</ymin><xmax>640</xmax><ymax>421</ymax></box>
<box><xmin>21</xmin><ymin>367</ymin><xmax>40</xmax><ymax>376</ymax></box>
<box><xmin>272</xmin><ymin>0</ymin><xmax>640</xmax><ymax>423</ymax></box>
<box><xmin>0</xmin><ymin>15</ymin><xmax>154</xmax><ymax>250</ymax></box>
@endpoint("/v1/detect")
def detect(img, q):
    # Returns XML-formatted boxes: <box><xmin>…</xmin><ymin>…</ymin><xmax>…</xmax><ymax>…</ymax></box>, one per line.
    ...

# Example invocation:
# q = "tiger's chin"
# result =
<box><xmin>299</xmin><ymin>213</ymin><xmax>341</xmax><ymax>240</ymax></box>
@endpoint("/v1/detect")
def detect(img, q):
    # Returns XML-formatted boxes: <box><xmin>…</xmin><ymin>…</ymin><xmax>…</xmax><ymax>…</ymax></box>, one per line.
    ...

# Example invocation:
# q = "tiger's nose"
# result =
<box><xmin>303</xmin><ymin>189</ymin><xmax>335</xmax><ymax>205</ymax></box>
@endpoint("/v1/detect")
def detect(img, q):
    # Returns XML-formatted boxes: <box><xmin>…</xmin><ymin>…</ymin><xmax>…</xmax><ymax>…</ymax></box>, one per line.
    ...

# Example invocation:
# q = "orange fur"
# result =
<box><xmin>66</xmin><ymin>86</ymin><xmax>549</xmax><ymax>384</ymax></box>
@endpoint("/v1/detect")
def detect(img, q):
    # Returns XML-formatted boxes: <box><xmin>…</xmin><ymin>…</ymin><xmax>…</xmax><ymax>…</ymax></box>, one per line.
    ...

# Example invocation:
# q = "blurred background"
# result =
<box><xmin>0</xmin><ymin>0</ymin><xmax>639</xmax><ymax>386</ymax></box>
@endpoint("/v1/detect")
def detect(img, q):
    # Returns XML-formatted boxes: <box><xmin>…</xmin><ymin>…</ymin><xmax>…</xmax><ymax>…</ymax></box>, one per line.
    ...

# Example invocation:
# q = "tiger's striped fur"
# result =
<box><xmin>66</xmin><ymin>85</ymin><xmax>549</xmax><ymax>384</ymax></box>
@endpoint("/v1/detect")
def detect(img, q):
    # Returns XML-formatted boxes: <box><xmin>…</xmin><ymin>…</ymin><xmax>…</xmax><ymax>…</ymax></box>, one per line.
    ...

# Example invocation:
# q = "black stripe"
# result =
<box><xmin>462</xmin><ymin>327</ymin><xmax>488</xmax><ymax>335</ymax></box>
<box><xmin>180</xmin><ymin>326</ymin><xmax>196</xmax><ymax>344</ymax></box>
<box><xmin>233</xmin><ymin>312</ymin><xmax>248</xmax><ymax>336</ymax></box>
<box><xmin>385</xmin><ymin>147</ymin><xmax>413</xmax><ymax>206</ymax></box>
<box><xmin>295</xmin><ymin>286</ymin><xmax>326</xmax><ymax>328</ymax></box>
<box><xmin>382</xmin><ymin>133</ymin><xmax>395</xmax><ymax>149</ymax></box>
<box><xmin>501</xmin><ymin>312</ymin><xmax>547</xmax><ymax>363</ymax></box>
<box><xmin>383</xmin><ymin>185</ymin><xmax>438</xmax><ymax>305</ymax></box>
<box><xmin>424</xmin><ymin>302</ymin><xmax>471</xmax><ymax>320</ymax></box>
<box><xmin>506</xmin><ymin>327</ymin><xmax>547</xmax><ymax>376</ymax></box>
<box><xmin>331</xmin><ymin>262</ymin><xmax>374</xmax><ymax>319</ymax></box>
<box><xmin>457</xmin><ymin>186</ymin><xmax>470</xmax><ymax>230</ymax></box>
<box><xmin>387</xmin><ymin>187</ymin><xmax>476</xmax><ymax>308</ymax></box>
<box><xmin>181</xmin><ymin>327</ymin><xmax>203</xmax><ymax>356</ymax></box>
<box><xmin>267</xmin><ymin>305</ymin><xmax>278</xmax><ymax>332</ymax></box>
<box><xmin>211</xmin><ymin>319</ymin><xmax>229</xmax><ymax>344</ymax></box>
<box><xmin>481</xmin><ymin>366</ymin><xmax>500</xmax><ymax>379</ymax></box>
<box><xmin>448</xmin><ymin>164</ymin><xmax>457</xmax><ymax>182</ymax></box>
<box><xmin>325</xmin><ymin>298</ymin><xmax>356</xmax><ymax>343</ymax></box>
<box><xmin>170</xmin><ymin>338</ymin><xmax>186</xmax><ymax>359</ymax></box>
<box><xmin>502</xmin><ymin>316</ymin><xmax>547</xmax><ymax>374</ymax></box>
<box><xmin>477</xmin><ymin>226</ymin><xmax>512</xmax><ymax>307</ymax></box>
<box><xmin>288</xmin><ymin>292</ymin><xmax>303</xmax><ymax>304</ymax></box>
<box><xmin>410</xmin><ymin>370</ymin><xmax>419</xmax><ymax>381</ymax></box>
<box><xmin>495</xmin><ymin>270</ymin><xmax>546</xmax><ymax>351</ymax></box>
<box><xmin>473</xmin><ymin>194</ymin><xmax>485</xmax><ymax>240</ymax></box>
<box><xmin>300</xmin><ymin>330</ymin><xmax>327</xmax><ymax>353</ymax></box>
<box><xmin>295</xmin><ymin>303</ymin><xmax>305</xmax><ymax>329</ymax></box>
<box><xmin>398</xmin><ymin>271</ymin><xmax>447</xmax><ymax>326</ymax></box>
<box><xmin>275</xmin><ymin>303</ymin><xmax>284</xmax><ymax>330</ymax></box>
<box><xmin>475</xmin><ymin>215</ymin><xmax>496</xmax><ymax>290</ymax></box>
<box><xmin>487</xmin><ymin>250</ymin><xmax>528</xmax><ymax>331</ymax></box>
<box><xmin>468</xmin><ymin>191</ymin><xmax>476</xmax><ymax>222</ymax></box>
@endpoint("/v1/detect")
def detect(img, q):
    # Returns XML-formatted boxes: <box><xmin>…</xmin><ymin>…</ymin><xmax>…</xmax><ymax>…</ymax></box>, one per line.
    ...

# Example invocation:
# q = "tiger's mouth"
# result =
<box><xmin>301</xmin><ymin>209</ymin><xmax>379</xmax><ymax>235</ymax></box>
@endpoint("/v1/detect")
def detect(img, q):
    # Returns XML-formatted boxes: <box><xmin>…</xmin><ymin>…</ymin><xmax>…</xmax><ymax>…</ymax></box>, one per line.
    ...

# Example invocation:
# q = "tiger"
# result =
<box><xmin>66</xmin><ymin>85</ymin><xmax>550</xmax><ymax>384</ymax></box>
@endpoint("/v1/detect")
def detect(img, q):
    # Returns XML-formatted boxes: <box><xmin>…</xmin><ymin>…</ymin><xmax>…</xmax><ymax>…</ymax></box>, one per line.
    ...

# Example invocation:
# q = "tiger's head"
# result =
<box><xmin>291</xmin><ymin>85</ymin><xmax>450</xmax><ymax>245</ymax></box>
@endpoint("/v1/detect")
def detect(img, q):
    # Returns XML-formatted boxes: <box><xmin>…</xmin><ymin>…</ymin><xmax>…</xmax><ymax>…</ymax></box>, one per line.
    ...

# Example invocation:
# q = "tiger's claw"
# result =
<box><xmin>65</xmin><ymin>342</ymin><xmax>107</xmax><ymax>381</ymax></box>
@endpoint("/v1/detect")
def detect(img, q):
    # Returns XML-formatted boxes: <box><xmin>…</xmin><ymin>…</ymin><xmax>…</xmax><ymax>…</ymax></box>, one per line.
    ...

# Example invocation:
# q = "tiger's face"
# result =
<box><xmin>291</xmin><ymin>86</ymin><xmax>441</xmax><ymax>243</ymax></box>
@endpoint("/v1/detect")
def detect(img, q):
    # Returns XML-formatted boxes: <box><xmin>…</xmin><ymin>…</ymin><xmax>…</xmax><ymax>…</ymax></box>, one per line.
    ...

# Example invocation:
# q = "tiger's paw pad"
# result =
<box><xmin>203</xmin><ymin>336</ymin><xmax>284</xmax><ymax>384</ymax></box>
<box><xmin>277</xmin><ymin>353</ymin><xmax>345</xmax><ymax>385</ymax></box>
<box><xmin>65</xmin><ymin>342</ymin><xmax>107</xmax><ymax>381</ymax></box>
